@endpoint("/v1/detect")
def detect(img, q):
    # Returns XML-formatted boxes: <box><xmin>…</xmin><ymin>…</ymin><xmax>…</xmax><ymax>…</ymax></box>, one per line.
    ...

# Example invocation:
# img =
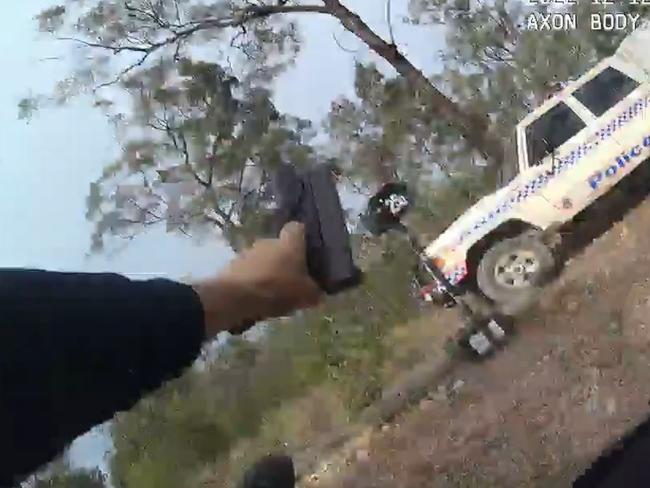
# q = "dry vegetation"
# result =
<box><xmin>307</xmin><ymin>194</ymin><xmax>650</xmax><ymax>487</ymax></box>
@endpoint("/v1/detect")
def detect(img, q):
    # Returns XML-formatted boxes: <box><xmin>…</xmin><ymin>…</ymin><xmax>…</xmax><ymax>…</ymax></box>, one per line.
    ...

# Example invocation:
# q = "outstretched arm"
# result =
<box><xmin>0</xmin><ymin>269</ymin><xmax>205</xmax><ymax>486</ymax></box>
<box><xmin>0</xmin><ymin>222</ymin><xmax>320</xmax><ymax>487</ymax></box>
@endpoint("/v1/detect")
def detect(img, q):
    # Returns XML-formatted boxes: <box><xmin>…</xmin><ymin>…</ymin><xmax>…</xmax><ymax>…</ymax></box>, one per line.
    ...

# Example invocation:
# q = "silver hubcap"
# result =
<box><xmin>494</xmin><ymin>250</ymin><xmax>540</xmax><ymax>288</ymax></box>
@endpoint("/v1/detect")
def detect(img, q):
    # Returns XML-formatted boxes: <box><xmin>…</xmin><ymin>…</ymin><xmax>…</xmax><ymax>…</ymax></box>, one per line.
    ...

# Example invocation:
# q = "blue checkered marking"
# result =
<box><xmin>455</xmin><ymin>94</ymin><xmax>650</xmax><ymax>247</ymax></box>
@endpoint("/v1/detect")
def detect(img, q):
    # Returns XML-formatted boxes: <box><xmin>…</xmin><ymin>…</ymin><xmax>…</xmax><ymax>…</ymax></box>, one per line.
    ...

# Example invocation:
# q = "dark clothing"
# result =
<box><xmin>240</xmin><ymin>454</ymin><xmax>295</xmax><ymax>488</ymax></box>
<box><xmin>574</xmin><ymin>412</ymin><xmax>650</xmax><ymax>487</ymax></box>
<box><xmin>0</xmin><ymin>269</ymin><xmax>205</xmax><ymax>487</ymax></box>
<box><xmin>7</xmin><ymin>269</ymin><xmax>650</xmax><ymax>488</ymax></box>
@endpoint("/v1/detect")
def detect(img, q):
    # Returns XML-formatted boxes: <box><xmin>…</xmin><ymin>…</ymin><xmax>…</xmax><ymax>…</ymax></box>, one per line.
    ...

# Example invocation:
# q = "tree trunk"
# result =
<box><xmin>321</xmin><ymin>0</ymin><xmax>505</xmax><ymax>164</ymax></box>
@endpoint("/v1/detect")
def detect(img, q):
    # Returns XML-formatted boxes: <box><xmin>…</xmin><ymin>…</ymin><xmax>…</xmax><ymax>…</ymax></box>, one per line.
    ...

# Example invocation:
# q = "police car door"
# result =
<box><xmin>518</xmin><ymin>97</ymin><xmax>595</xmax><ymax>226</ymax></box>
<box><xmin>574</xmin><ymin>60</ymin><xmax>650</xmax><ymax>194</ymax></box>
<box><xmin>548</xmin><ymin>61</ymin><xmax>647</xmax><ymax>214</ymax></box>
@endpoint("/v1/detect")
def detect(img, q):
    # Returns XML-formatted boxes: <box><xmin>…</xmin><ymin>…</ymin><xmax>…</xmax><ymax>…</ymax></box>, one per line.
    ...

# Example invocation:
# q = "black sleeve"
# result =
<box><xmin>574</xmin><ymin>413</ymin><xmax>650</xmax><ymax>487</ymax></box>
<box><xmin>0</xmin><ymin>269</ymin><xmax>206</xmax><ymax>487</ymax></box>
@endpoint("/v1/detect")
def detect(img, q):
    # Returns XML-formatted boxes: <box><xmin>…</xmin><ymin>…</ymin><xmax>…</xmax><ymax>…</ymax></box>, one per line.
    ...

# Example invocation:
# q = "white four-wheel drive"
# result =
<box><xmin>422</xmin><ymin>24</ymin><xmax>650</xmax><ymax>313</ymax></box>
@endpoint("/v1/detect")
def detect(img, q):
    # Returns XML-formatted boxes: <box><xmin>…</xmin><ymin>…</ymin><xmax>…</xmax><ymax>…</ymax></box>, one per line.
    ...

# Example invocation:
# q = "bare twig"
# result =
<box><xmin>230</xmin><ymin>25</ymin><xmax>247</xmax><ymax>48</ymax></box>
<box><xmin>422</xmin><ymin>140</ymin><xmax>453</xmax><ymax>178</ymax></box>
<box><xmin>178</xmin><ymin>131</ymin><xmax>211</xmax><ymax>188</ymax></box>
<box><xmin>125</xmin><ymin>1</ymin><xmax>169</xmax><ymax>29</ymax></box>
<box><xmin>236</xmin><ymin>165</ymin><xmax>246</xmax><ymax>195</ymax></box>
<box><xmin>343</xmin><ymin>175</ymin><xmax>369</xmax><ymax>196</ymax></box>
<box><xmin>332</xmin><ymin>31</ymin><xmax>357</xmax><ymax>54</ymax></box>
<box><xmin>173</xmin><ymin>37</ymin><xmax>184</xmax><ymax>62</ymax></box>
<box><xmin>207</xmin><ymin>156</ymin><xmax>215</xmax><ymax>186</ymax></box>
<box><xmin>126</xmin><ymin>197</ymin><xmax>163</xmax><ymax>222</ymax></box>
<box><xmin>483</xmin><ymin>44</ymin><xmax>513</xmax><ymax>63</ymax></box>
<box><xmin>172</xmin><ymin>0</ymin><xmax>183</xmax><ymax>25</ymax></box>
<box><xmin>116</xmin><ymin>216</ymin><xmax>161</xmax><ymax>227</ymax></box>
<box><xmin>226</xmin><ymin>165</ymin><xmax>248</xmax><ymax>218</ymax></box>
<box><xmin>177</xmin><ymin>226</ymin><xmax>192</xmax><ymax>237</ymax></box>
<box><xmin>203</xmin><ymin>212</ymin><xmax>226</xmax><ymax>229</ymax></box>
<box><xmin>386</xmin><ymin>0</ymin><xmax>396</xmax><ymax>46</ymax></box>
<box><xmin>94</xmin><ymin>50</ymin><xmax>154</xmax><ymax>90</ymax></box>
<box><xmin>59</xmin><ymin>3</ymin><xmax>332</xmax><ymax>58</ymax></box>
<box><xmin>57</xmin><ymin>37</ymin><xmax>152</xmax><ymax>53</ymax></box>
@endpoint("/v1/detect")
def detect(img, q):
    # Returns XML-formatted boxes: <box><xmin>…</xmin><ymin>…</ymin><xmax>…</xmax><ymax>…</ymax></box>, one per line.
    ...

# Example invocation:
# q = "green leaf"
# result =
<box><xmin>85</xmin><ymin>181</ymin><xmax>103</xmax><ymax>219</ymax></box>
<box><xmin>17</xmin><ymin>96</ymin><xmax>41</xmax><ymax>121</ymax></box>
<box><xmin>35</xmin><ymin>4</ymin><xmax>66</xmax><ymax>33</ymax></box>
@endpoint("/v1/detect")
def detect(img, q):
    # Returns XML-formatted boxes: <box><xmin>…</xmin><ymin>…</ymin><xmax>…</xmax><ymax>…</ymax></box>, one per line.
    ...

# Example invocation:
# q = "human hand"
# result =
<box><xmin>192</xmin><ymin>222</ymin><xmax>322</xmax><ymax>338</ymax></box>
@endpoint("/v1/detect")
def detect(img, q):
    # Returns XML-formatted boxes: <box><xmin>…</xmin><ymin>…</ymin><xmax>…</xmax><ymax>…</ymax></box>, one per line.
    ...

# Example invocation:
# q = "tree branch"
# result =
<box><xmin>126</xmin><ymin>197</ymin><xmax>164</xmax><ymax>223</ymax></box>
<box><xmin>95</xmin><ymin>50</ymin><xmax>154</xmax><ymax>90</ymax></box>
<box><xmin>202</xmin><ymin>213</ymin><xmax>226</xmax><ymax>229</ymax></box>
<box><xmin>198</xmin><ymin>4</ymin><xmax>332</xmax><ymax>26</ymax></box>
<box><xmin>57</xmin><ymin>37</ymin><xmax>152</xmax><ymax>54</ymax></box>
<box><xmin>321</xmin><ymin>0</ymin><xmax>504</xmax><ymax>163</ymax></box>
<box><xmin>178</xmin><ymin>130</ymin><xmax>211</xmax><ymax>188</ymax></box>
<box><xmin>60</xmin><ymin>4</ymin><xmax>332</xmax><ymax>59</ymax></box>
<box><xmin>226</xmin><ymin>165</ymin><xmax>249</xmax><ymax>218</ymax></box>
<box><xmin>201</xmin><ymin>183</ymin><xmax>240</xmax><ymax>230</ymax></box>
<box><xmin>422</xmin><ymin>140</ymin><xmax>453</xmax><ymax>179</ymax></box>
<box><xmin>125</xmin><ymin>1</ymin><xmax>170</xmax><ymax>29</ymax></box>
<box><xmin>63</xmin><ymin>0</ymin><xmax>503</xmax><ymax>163</ymax></box>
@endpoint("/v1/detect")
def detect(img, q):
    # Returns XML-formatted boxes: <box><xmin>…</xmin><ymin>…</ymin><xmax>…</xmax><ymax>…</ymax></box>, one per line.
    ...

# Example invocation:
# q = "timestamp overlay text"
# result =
<box><xmin>526</xmin><ymin>0</ymin><xmax>647</xmax><ymax>32</ymax></box>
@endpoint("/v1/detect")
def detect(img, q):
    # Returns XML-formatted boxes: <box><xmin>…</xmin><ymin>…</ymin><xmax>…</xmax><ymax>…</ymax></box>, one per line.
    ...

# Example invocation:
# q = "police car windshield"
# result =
<box><xmin>525</xmin><ymin>102</ymin><xmax>586</xmax><ymax>167</ymax></box>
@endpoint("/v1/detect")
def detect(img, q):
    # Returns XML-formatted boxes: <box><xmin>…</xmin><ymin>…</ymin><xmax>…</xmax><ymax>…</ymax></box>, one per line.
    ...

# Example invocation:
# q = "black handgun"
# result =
<box><xmin>271</xmin><ymin>163</ymin><xmax>362</xmax><ymax>294</ymax></box>
<box><xmin>230</xmin><ymin>163</ymin><xmax>362</xmax><ymax>335</ymax></box>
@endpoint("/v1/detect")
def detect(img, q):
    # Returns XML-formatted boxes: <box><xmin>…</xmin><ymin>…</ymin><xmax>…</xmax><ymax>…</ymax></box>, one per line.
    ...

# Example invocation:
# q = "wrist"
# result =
<box><xmin>192</xmin><ymin>277</ymin><xmax>254</xmax><ymax>338</ymax></box>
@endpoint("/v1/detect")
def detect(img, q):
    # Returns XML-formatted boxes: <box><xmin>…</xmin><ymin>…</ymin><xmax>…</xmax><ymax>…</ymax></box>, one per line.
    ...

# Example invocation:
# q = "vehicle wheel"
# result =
<box><xmin>476</xmin><ymin>232</ymin><xmax>556</xmax><ymax>314</ymax></box>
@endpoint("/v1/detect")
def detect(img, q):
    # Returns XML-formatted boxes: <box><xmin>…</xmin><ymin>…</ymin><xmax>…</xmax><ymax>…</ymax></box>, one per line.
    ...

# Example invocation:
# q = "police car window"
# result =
<box><xmin>525</xmin><ymin>102</ymin><xmax>585</xmax><ymax>167</ymax></box>
<box><xmin>573</xmin><ymin>67</ymin><xmax>639</xmax><ymax>117</ymax></box>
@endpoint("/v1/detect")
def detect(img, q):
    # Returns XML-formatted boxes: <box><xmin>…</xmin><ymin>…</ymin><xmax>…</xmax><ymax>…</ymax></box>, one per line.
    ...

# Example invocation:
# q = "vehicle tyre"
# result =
<box><xmin>476</xmin><ymin>232</ymin><xmax>556</xmax><ymax>314</ymax></box>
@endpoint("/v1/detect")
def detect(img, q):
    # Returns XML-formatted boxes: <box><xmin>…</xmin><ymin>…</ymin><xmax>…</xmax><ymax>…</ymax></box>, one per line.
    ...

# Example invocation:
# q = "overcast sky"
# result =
<box><xmin>0</xmin><ymin>4</ymin><xmax>236</xmax><ymax>282</ymax></box>
<box><xmin>0</xmin><ymin>0</ymin><xmax>444</xmax><ymax>478</ymax></box>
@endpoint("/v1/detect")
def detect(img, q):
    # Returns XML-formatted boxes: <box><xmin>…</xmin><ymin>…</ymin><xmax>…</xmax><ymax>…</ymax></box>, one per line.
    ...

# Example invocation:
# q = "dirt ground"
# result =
<box><xmin>315</xmin><ymin>196</ymin><xmax>650</xmax><ymax>487</ymax></box>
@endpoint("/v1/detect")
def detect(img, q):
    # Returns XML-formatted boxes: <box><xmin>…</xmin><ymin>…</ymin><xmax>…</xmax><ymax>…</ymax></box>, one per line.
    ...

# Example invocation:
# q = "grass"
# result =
<box><xmin>191</xmin><ymin>306</ymin><xmax>460</xmax><ymax>487</ymax></box>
